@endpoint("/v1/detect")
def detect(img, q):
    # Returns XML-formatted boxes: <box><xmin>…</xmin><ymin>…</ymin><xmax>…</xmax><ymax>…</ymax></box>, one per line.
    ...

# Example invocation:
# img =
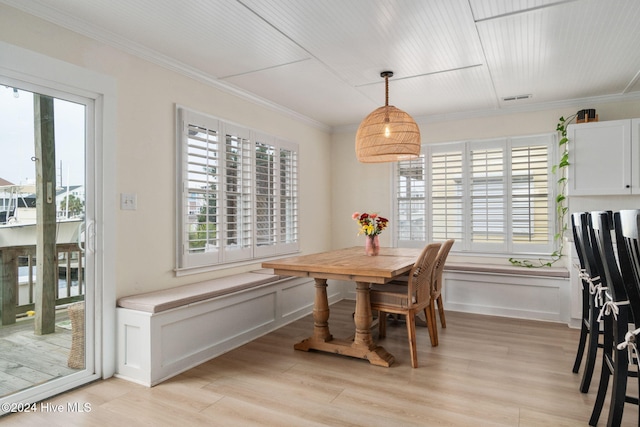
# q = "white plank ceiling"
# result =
<box><xmin>4</xmin><ymin>0</ymin><xmax>640</xmax><ymax>129</ymax></box>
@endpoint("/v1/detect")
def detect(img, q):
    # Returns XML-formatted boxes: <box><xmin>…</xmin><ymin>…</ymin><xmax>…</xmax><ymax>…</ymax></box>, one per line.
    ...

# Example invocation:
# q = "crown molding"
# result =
<box><xmin>333</xmin><ymin>91</ymin><xmax>640</xmax><ymax>134</ymax></box>
<box><xmin>418</xmin><ymin>91</ymin><xmax>640</xmax><ymax>125</ymax></box>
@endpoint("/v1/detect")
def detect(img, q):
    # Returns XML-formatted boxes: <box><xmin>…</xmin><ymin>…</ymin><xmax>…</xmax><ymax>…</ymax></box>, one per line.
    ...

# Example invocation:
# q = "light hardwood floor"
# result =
<box><xmin>1</xmin><ymin>300</ymin><xmax>637</xmax><ymax>426</ymax></box>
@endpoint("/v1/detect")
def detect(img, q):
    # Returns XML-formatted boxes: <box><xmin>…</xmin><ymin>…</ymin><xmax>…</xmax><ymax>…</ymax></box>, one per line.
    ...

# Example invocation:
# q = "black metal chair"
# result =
<box><xmin>605</xmin><ymin>210</ymin><xmax>640</xmax><ymax>426</ymax></box>
<box><xmin>588</xmin><ymin>211</ymin><xmax>637</xmax><ymax>426</ymax></box>
<box><xmin>571</xmin><ymin>212</ymin><xmax>604</xmax><ymax>393</ymax></box>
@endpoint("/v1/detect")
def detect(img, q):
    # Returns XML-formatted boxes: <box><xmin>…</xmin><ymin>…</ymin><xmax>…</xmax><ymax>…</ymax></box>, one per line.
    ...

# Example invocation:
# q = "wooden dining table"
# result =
<box><xmin>262</xmin><ymin>246</ymin><xmax>421</xmax><ymax>367</ymax></box>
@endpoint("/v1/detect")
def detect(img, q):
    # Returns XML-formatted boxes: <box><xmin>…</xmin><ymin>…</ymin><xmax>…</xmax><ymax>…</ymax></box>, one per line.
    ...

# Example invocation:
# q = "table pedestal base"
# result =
<box><xmin>294</xmin><ymin>337</ymin><xmax>395</xmax><ymax>367</ymax></box>
<box><xmin>294</xmin><ymin>279</ymin><xmax>395</xmax><ymax>367</ymax></box>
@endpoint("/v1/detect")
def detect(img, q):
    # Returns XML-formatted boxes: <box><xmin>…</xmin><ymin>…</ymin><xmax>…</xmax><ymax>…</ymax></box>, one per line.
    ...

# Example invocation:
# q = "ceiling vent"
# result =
<box><xmin>502</xmin><ymin>94</ymin><xmax>532</xmax><ymax>102</ymax></box>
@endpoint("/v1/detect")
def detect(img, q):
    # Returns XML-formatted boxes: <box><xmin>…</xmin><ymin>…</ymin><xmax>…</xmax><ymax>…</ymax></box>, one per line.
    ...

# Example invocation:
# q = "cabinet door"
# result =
<box><xmin>632</xmin><ymin>118</ymin><xmax>640</xmax><ymax>193</ymax></box>
<box><xmin>568</xmin><ymin>119</ymin><xmax>631</xmax><ymax>196</ymax></box>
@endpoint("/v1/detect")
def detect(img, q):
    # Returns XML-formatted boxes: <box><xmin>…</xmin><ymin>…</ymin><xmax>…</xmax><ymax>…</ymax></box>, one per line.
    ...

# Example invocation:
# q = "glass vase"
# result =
<box><xmin>365</xmin><ymin>234</ymin><xmax>380</xmax><ymax>256</ymax></box>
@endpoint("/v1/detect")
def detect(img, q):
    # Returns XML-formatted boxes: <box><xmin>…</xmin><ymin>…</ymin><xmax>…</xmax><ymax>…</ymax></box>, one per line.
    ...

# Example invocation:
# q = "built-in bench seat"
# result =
<box><xmin>115</xmin><ymin>269</ymin><xmax>327</xmax><ymax>387</ymax></box>
<box><xmin>444</xmin><ymin>262</ymin><xmax>569</xmax><ymax>278</ymax></box>
<box><xmin>117</xmin><ymin>270</ymin><xmax>287</xmax><ymax>314</ymax></box>
<box><xmin>115</xmin><ymin>259</ymin><xmax>573</xmax><ymax>387</ymax></box>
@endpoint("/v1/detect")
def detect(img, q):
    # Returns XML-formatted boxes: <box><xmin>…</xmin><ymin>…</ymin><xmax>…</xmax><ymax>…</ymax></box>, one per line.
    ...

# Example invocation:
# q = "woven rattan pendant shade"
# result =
<box><xmin>355</xmin><ymin>71</ymin><xmax>421</xmax><ymax>163</ymax></box>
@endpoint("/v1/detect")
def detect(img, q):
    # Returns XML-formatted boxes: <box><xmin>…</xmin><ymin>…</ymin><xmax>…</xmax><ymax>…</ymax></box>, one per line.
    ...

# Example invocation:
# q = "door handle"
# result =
<box><xmin>78</xmin><ymin>220</ymin><xmax>95</xmax><ymax>254</ymax></box>
<box><xmin>78</xmin><ymin>221</ymin><xmax>85</xmax><ymax>253</ymax></box>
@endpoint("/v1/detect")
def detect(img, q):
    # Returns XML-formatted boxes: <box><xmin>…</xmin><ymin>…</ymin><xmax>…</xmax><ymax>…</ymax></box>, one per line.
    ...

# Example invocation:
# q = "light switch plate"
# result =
<box><xmin>120</xmin><ymin>193</ymin><xmax>137</xmax><ymax>210</ymax></box>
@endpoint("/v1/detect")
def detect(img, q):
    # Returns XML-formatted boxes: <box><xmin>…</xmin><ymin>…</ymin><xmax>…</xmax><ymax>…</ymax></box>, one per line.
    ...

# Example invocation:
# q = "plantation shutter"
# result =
<box><xmin>177</xmin><ymin>107</ymin><xmax>299</xmax><ymax>270</ymax></box>
<box><xmin>255</xmin><ymin>135</ymin><xmax>277</xmax><ymax>256</ymax></box>
<box><xmin>396</xmin><ymin>154</ymin><xmax>427</xmax><ymax>247</ymax></box>
<box><xmin>469</xmin><ymin>140</ymin><xmax>506</xmax><ymax>251</ymax></box>
<box><xmin>395</xmin><ymin>135</ymin><xmax>555</xmax><ymax>255</ymax></box>
<box><xmin>430</xmin><ymin>144</ymin><xmax>464</xmax><ymax>243</ymax></box>
<box><xmin>511</xmin><ymin>135</ymin><xmax>553</xmax><ymax>252</ymax></box>
<box><xmin>279</xmin><ymin>143</ymin><xmax>298</xmax><ymax>252</ymax></box>
<box><xmin>222</xmin><ymin>123</ymin><xmax>253</xmax><ymax>262</ymax></box>
<box><xmin>179</xmin><ymin>109</ymin><xmax>221</xmax><ymax>267</ymax></box>
<box><xmin>254</xmin><ymin>136</ymin><xmax>299</xmax><ymax>257</ymax></box>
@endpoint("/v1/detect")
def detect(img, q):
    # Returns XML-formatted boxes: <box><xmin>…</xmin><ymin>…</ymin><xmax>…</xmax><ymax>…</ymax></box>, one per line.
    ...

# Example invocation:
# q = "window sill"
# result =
<box><xmin>174</xmin><ymin>251</ymin><xmax>301</xmax><ymax>277</ymax></box>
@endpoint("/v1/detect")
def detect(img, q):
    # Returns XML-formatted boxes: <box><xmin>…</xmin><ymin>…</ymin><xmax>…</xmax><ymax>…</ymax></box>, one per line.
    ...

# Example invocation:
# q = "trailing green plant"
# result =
<box><xmin>509</xmin><ymin>114</ymin><xmax>577</xmax><ymax>268</ymax></box>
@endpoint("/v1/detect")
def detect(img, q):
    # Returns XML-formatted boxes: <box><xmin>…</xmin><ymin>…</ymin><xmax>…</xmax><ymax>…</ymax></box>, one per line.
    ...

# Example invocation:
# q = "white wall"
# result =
<box><xmin>331</xmin><ymin>100</ymin><xmax>640</xmax><ymax>265</ymax></box>
<box><xmin>0</xmin><ymin>5</ymin><xmax>332</xmax><ymax>298</ymax></box>
<box><xmin>4</xmin><ymin>3</ymin><xmax>640</xmax><ymax>299</ymax></box>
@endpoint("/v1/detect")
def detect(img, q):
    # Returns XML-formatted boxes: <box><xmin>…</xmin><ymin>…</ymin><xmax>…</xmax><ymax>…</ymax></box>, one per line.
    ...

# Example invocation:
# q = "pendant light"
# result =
<box><xmin>355</xmin><ymin>71</ymin><xmax>421</xmax><ymax>163</ymax></box>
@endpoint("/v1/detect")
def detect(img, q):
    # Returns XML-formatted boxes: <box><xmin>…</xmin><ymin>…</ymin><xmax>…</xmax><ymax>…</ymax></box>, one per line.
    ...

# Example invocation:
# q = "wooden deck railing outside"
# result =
<box><xmin>0</xmin><ymin>243</ymin><xmax>85</xmax><ymax>325</ymax></box>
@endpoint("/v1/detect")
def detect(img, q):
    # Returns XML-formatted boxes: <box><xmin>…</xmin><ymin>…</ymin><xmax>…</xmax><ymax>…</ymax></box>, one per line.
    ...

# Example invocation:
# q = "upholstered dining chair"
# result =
<box><xmin>370</xmin><ymin>242</ymin><xmax>441</xmax><ymax>368</ymax></box>
<box><xmin>427</xmin><ymin>239</ymin><xmax>454</xmax><ymax>347</ymax></box>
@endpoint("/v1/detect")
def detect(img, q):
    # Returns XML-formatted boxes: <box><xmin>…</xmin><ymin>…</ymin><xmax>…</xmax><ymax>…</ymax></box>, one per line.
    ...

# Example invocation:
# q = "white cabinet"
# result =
<box><xmin>567</xmin><ymin>118</ymin><xmax>640</xmax><ymax>196</ymax></box>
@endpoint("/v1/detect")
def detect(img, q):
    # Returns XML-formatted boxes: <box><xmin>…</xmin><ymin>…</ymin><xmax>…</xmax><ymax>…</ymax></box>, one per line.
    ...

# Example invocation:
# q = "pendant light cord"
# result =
<box><xmin>385</xmin><ymin>75</ymin><xmax>389</xmax><ymax>107</ymax></box>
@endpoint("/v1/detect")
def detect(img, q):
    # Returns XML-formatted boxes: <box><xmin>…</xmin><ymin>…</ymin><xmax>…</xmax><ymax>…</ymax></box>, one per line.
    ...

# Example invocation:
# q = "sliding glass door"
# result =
<box><xmin>0</xmin><ymin>81</ymin><xmax>96</xmax><ymax>409</ymax></box>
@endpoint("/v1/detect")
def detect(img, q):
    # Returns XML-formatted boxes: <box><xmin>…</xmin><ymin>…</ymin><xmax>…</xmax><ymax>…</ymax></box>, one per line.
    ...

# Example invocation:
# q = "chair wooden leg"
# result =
<box><xmin>406</xmin><ymin>312</ymin><xmax>418</xmax><ymax>368</ymax></box>
<box><xmin>378</xmin><ymin>311</ymin><xmax>387</xmax><ymax>338</ymax></box>
<box><xmin>436</xmin><ymin>295</ymin><xmax>446</xmax><ymax>328</ymax></box>
<box><xmin>426</xmin><ymin>302</ymin><xmax>438</xmax><ymax>347</ymax></box>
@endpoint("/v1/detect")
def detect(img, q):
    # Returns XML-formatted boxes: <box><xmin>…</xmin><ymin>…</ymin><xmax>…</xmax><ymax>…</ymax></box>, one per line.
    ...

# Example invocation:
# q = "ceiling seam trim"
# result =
<box><xmin>235</xmin><ymin>0</ymin><xmax>361</xmax><ymax>90</ymax></box>
<box><xmin>623</xmin><ymin>69</ymin><xmax>640</xmax><ymax>94</ymax></box>
<box><xmin>219</xmin><ymin>58</ymin><xmax>312</xmax><ymax>80</ymax></box>
<box><xmin>354</xmin><ymin>64</ymin><xmax>484</xmax><ymax>87</ymax></box>
<box><xmin>473</xmin><ymin>0</ymin><xmax>582</xmax><ymax>23</ymax></box>
<box><xmin>469</xmin><ymin>15</ymin><xmax>500</xmax><ymax>108</ymax></box>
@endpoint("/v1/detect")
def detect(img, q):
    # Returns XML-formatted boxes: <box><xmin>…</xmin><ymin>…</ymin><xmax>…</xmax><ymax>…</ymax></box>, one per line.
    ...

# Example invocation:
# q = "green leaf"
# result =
<box><xmin>556</xmin><ymin>194</ymin><xmax>566</xmax><ymax>203</ymax></box>
<box><xmin>559</xmin><ymin>137</ymin><xmax>568</xmax><ymax>146</ymax></box>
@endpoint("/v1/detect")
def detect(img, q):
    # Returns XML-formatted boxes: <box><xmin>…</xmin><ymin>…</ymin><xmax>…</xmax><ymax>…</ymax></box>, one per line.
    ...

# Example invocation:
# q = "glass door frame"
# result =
<box><xmin>0</xmin><ymin>41</ymin><xmax>116</xmax><ymax>409</ymax></box>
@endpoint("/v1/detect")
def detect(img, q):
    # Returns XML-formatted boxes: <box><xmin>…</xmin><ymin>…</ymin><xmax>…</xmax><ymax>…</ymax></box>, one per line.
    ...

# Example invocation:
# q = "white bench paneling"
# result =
<box><xmin>340</xmin><ymin>263</ymin><xmax>570</xmax><ymax>324</ymax></box>
<box><xmin>115</xmin><ymin>275</ymin><xmax>332</xmax><ymax>387</ymax></box>
<box><xmin>443</xmin><ymin>269</ymin><xmax>570</xmax><ymax>323</ymax></box>
<box><xmin>281</xmin><ymin>279</ymin><xmax>315</xmax><ymax>318</ymax></box>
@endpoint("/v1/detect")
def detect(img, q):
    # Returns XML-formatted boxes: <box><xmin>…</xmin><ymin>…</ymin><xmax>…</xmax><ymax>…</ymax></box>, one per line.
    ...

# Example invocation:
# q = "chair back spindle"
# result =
<box><xmin>614</xmin><ymin>210</ymin><xmax>640</xmax><ymax>325</ymax></box>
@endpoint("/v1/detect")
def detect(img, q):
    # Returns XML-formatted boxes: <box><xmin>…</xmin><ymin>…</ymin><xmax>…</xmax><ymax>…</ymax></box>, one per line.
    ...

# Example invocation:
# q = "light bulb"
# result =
<box><xmin>384</xmin><ymin>125</ymin><xmax>390</xmax><ymax>138</ymax></box>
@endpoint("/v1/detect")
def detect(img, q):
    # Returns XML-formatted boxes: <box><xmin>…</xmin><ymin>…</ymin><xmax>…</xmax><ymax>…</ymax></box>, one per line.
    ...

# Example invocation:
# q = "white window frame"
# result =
<box><xmin>393</xmin><ymin>133</ymin><xmax>556</xmax><ymax>256</ymax></box>
<box><xmin>176</xmin><ymin>107</ymin><xmax>299</xmax><ymax>272</ymax></box>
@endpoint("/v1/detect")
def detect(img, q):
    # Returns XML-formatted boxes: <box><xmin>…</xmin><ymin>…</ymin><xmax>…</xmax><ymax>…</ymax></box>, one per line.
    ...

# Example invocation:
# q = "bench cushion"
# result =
<box><xmin>117</xmin><ymin>272</ymin><xmax>280</xmax><ymax>313</ymax></box>
<box><xmin>445</xmin><ymin>262</ymin><xmax>569</xmax><ymax>278</ymax></box>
